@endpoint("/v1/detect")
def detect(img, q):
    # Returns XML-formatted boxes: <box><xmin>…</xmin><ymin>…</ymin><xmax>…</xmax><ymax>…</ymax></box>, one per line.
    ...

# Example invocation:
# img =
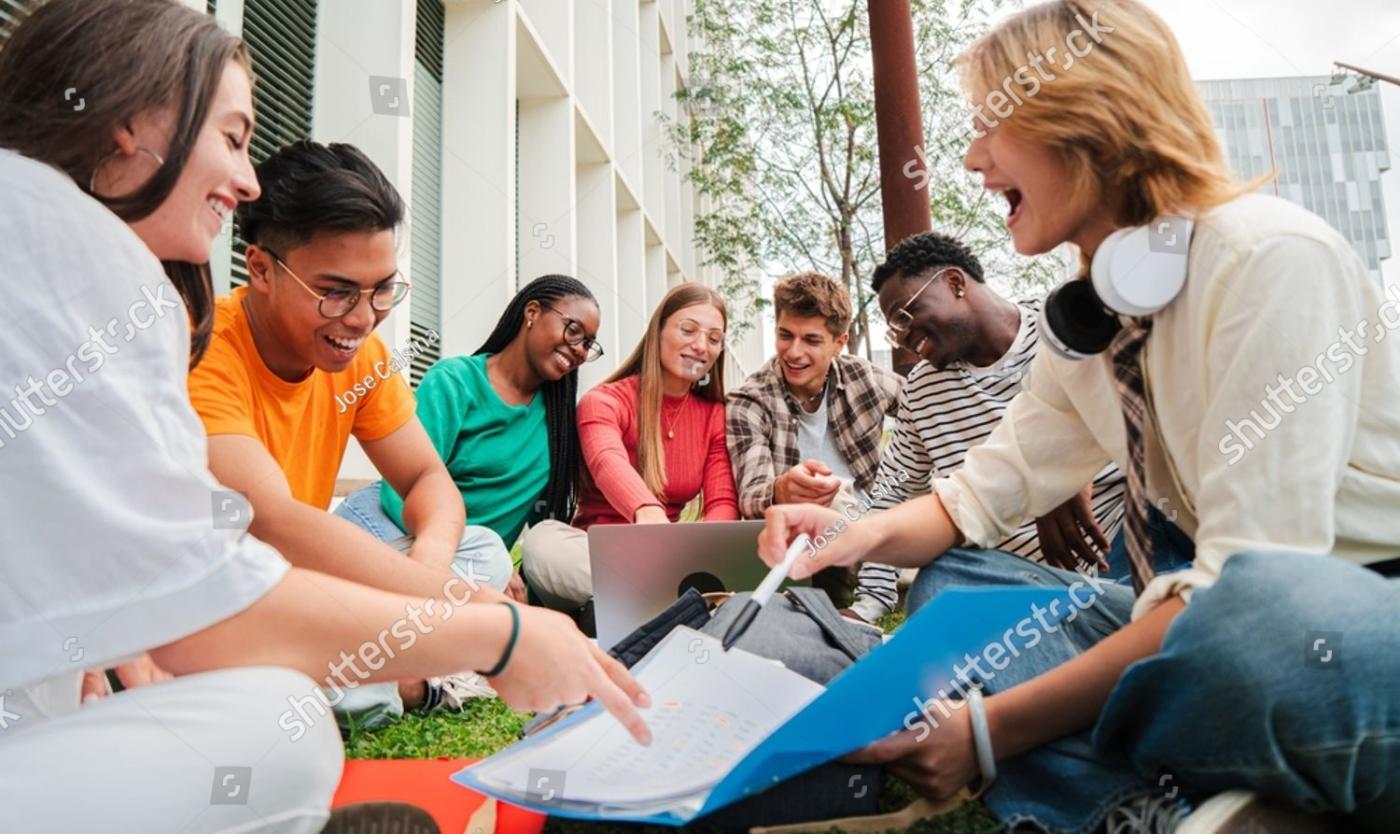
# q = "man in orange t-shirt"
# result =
<box><xmin>188</xmin><ymin>142</ymin><xmax>512</xmax><ymax>727</ymax></box>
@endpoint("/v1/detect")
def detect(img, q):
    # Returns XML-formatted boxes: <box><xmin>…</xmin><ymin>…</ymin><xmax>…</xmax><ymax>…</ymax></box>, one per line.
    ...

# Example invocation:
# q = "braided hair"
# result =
<box><xmin>475</xmin><ymin>275</ymin><xmax>597</xmax><ymax>523</ymax></box>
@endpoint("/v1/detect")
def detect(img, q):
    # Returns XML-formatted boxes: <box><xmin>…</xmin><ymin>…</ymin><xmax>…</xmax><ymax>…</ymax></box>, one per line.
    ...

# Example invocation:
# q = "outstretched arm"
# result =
<box><xmin>151</xmin><ymin>566</ymin><xmax>653</xmax><ymax>744</ymax></box>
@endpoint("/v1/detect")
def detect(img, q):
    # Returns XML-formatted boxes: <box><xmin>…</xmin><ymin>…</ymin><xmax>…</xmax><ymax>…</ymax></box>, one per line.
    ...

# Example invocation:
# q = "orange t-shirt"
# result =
<box><xmin>187</xmin><ymin>288</ymin><xmax>416</xmax><ymax>509</ymax></box>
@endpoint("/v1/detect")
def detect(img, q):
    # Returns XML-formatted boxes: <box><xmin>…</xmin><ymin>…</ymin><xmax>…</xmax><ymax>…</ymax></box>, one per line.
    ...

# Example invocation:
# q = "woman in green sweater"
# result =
<box><xmin>337</xmin><ymin>275</ymin><xmax>604</xmax><ymax>604</ymax></box>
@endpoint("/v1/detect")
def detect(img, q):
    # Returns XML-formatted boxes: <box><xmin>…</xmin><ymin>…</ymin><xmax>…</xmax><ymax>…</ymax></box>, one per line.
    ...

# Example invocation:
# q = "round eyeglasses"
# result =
<box><xmin>266</xmin><ymin>250</ymin><xmax>411</xmax><ymax>319</ymax></box>
<box><xmin>539</xmin><ymin>303</ymin><xmax>605</xmax><ymax>362</ymax></box>
<box><xmin>883</xmin><ymin>268</ymin><xmax>954</xmax><ymax>348</ymax></box>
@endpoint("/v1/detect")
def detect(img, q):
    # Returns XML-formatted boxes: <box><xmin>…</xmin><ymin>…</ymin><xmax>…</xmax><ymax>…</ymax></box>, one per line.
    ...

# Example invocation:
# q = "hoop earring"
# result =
<box><xmin>88</xmin><ymin>146</ymin><xmax>166</xmax><ymax>194</ymax></box>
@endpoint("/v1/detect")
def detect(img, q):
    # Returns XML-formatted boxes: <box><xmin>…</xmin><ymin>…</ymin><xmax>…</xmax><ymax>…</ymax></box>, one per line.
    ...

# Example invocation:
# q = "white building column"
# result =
<box><xmin>310</xmin><ymin>0</ymin><xmax>418</xmax><ymax>355</ymax></box>
<box><xmin>311</xmin><ymin>0</ymin><xmax>417</xmax><ymax>483</ymax></box>
<box><xmin>614</xmin><ymin>196</ymin><xmax>647</xmax><ymax>361</ymax></box>
<box><xmin>575</xmin><ymin>156</ymin><xmax>617</xmax><ymax>392</ymax></box>
<box><xmin>440</xmin><ymin>0</ymin><xmax>517</xmax><ymax>359</ymax></box>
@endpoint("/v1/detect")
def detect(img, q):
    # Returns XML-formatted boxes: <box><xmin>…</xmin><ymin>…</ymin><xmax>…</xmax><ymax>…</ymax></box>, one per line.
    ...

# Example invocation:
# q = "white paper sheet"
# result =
<box><xmin>469</xmin><ymin>627</ymin><xmax>824</xmax><ymax>809</ymax></box>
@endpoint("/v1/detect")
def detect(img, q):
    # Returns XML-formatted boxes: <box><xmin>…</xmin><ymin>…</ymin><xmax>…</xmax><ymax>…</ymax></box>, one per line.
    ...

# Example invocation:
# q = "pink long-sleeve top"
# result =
<box><xmin>574</xmin><ymin>375</ymin><xmax>740</xmax><ymax>529</ymax></box>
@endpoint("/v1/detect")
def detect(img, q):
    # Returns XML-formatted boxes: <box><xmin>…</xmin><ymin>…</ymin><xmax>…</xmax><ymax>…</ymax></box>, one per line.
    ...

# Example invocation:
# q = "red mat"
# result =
<box><xmin>332</xmin><ymin>758</ymin><xmax>545</xmax><ymax>834</ymax></box>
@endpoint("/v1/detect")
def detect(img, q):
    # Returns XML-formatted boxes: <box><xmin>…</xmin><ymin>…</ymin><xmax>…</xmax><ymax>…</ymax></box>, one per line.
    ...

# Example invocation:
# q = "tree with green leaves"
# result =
<box><xmin>667</xmin><ymin>0</ymin><xmax>1063</xmax><ymax>358</ymax></box>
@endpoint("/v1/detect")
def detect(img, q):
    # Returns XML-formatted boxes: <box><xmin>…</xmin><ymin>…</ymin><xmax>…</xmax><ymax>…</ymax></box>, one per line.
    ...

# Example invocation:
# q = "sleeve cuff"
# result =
<box><xmin>932</xmin><ymin>477</ymin><xmax>998</xmax><ymax>549</ymax></box>
<box><xmin>741</xmin><ymin>481</ymin><xmax>775</xmax><ymax>519</ymax></box>
<box><xmin>1130</xmin><ymin>567</ymin><xmax>1208</xmax><ymax>620</ymax></box>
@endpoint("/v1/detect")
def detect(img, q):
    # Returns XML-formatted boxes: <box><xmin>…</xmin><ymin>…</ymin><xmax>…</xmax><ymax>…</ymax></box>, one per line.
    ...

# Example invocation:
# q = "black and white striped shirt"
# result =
<box><xmin>851</xmin><ymin>297</ymin><xmax>1126</xmax><ymax>620</ymax></box>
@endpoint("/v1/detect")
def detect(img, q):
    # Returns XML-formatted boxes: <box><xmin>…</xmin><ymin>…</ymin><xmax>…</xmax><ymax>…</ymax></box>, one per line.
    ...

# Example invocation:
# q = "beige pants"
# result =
<box><xmin>521</xmin><ymin>520</ymin><xmax>593</xmax><ymax>610</ymax></box>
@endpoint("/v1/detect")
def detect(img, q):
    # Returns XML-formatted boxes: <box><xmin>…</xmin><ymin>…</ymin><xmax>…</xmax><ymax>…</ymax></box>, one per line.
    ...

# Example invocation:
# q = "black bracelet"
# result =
<box><xmin>480</xmin><ymin>602</ymin><xmax>520</xmax><ymax>678</ymax></box>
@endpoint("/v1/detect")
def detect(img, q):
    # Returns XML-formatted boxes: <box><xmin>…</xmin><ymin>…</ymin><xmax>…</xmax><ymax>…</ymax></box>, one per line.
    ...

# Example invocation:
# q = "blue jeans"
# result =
<box><xmin>906</xmin><ymin>533</ymin><xmax>1399</xmax><ymax>831</ymax></box>
<box><xmin>330</xmin><ymin>481</ymin><xmax>515</xmax><ymax>729</ymax></box>
<box><xmin>1100</xmin><ymin>504</ymin><xmax>1197</xmax><ymax>585</ymax></box>
<box><xmin>335</xmin><ymin>481</ymin><xmax>515</xmax><ymax>589</ymax></box>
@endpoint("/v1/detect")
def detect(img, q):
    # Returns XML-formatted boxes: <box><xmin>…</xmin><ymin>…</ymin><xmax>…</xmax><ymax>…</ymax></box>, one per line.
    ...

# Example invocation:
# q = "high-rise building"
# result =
<box><xmin>1199</xmin><ymin>76</ymin><xmax>1391</xmax><ymax>284</ymax></box>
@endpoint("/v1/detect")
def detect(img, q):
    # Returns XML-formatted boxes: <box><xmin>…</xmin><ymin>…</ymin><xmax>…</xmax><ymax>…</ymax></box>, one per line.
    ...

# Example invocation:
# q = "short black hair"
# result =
<box><xmin>237</xmin><ymin>141</ymin><xmax>404</xmax><ymax>256</ymax></box>
<box><xmin>871</xmin><ymin>231</ymin><xmax>985</xmax><ymax>293</ymax></box>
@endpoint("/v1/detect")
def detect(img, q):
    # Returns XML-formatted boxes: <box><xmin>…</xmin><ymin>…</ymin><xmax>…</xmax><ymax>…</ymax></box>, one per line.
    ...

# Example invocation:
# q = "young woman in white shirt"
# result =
<box><xmin>0</xmin><ymin>3</ymin><xmax>648</xmax><ymax>832</ymax></box>
<box><xmin>759</xmin><ymin>1</ymin><xmax>1399</xmax><ymax>831</ymax></box>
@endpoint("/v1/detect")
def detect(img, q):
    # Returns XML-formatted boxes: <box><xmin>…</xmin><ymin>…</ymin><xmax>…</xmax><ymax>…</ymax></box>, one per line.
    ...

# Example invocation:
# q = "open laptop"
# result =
<box><xmin>589</xmin><ymin>520</ymin><xmax>807</xmax><ymax>650</ymax></box>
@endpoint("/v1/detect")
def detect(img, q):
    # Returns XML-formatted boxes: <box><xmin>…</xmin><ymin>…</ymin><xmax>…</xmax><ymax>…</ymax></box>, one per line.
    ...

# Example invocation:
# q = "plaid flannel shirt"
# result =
<box><xmin>726</xmin><ymin>354</ymin><xmax>903</xmax><ymax>519</ymax></box>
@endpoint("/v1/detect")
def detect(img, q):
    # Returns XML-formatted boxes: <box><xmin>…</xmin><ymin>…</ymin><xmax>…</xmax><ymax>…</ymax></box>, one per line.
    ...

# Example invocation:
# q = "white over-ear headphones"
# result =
<box><xmin>1040</xmin><ymin>215</ymin><xmax>1194</xmax><ymax>360</ymax></box>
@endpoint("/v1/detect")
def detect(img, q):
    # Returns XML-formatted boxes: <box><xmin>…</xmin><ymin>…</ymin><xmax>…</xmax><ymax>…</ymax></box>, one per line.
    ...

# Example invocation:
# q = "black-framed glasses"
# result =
<box><xmin>266</xmin><ymin>250</ymin><xmax>411</xmax><ymax>319</ymax></box>
<box><xmin>883</xmin><ymin>268</ymin><xmax>954</xmax><ymax>348</ymax></box>
<box><xmin>540</xmin><ymin>303</ymin><xmax>605</xmax><ymax>363</ymax></box>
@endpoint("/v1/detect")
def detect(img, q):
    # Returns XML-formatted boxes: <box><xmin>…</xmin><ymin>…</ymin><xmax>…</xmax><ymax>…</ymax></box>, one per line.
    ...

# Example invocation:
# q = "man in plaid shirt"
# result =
<box><xmin>726</xmin><ymin>273</ymin><xmax>903</xmax><ymax>527</ymax></box>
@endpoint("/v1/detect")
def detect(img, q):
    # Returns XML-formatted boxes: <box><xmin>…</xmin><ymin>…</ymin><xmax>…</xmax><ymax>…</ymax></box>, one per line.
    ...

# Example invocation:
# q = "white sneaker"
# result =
<box><xmin>1176</xmin><ymin>791</ymin><xmax>1343</xmax><ymax>834</ymax></box>
<box><xmin>422</xmin><ymin>672</ymin><xmax>496</xmax><ymax>712</ymax></box>
<box><xmin>1105</xmin><ymin>792</ymin><xmax>1191</xmax><ymax>834</ymax></box>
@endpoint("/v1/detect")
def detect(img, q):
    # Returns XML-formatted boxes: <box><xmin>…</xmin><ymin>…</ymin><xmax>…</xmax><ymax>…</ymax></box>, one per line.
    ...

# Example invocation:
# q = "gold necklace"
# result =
<box><xmin>664</xmin><ymin>394</ymin><xmax>690</xmax><ymax>440</ymax></box>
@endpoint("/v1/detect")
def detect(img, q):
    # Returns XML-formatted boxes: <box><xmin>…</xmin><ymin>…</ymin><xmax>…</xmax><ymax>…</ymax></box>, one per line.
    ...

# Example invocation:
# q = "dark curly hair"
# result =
<box><xmin>475</xmin><ymin>275</ymin><xmax>597</xmax><ymax>523</ymax></box>
<box><xmin>237</xmin><ymin>141</ymin><xmax>405</xmax><ymax>257</ymax></box>
<box><xmin>871</xmin><ymin>231</ymin><xmax>985</xmax><ymax>292</ymax></box>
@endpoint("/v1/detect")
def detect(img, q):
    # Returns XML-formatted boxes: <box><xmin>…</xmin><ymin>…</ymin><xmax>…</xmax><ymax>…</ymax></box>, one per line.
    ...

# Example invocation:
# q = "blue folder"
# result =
<box><xmin>454</xmin><ymin>584</ymin><xmax>1078</xmax><ymax>825</ymax></box>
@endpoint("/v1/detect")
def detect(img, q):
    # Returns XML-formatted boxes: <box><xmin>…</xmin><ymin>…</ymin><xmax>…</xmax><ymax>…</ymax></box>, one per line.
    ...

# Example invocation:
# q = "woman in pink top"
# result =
<box><xmin>522</xmin><ymin>283</ymin><xmax>739</xmax><ymax>610</ymax></box>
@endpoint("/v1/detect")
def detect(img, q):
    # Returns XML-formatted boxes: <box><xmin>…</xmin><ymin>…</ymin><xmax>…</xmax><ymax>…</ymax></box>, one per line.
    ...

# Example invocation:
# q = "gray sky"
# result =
<box><xmin>1138</xmin><ymin>0</ymin><xmax>1400</xmax><ymax>285</ymax></box>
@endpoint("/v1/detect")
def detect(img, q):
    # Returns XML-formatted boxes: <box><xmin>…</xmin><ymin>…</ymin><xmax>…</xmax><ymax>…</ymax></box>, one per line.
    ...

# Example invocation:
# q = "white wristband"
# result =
<box><xmin>967</xmin><ymin>687</ymin><xmax>996</xmax><ymax>795</ymax></box>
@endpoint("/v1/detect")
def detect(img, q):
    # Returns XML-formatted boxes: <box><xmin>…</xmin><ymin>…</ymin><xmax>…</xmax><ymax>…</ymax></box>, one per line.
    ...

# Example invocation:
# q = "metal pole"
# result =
<box><xmin>869</xmin><ymin>0</ymin><xmax>930</xmax><ymax>375</ymax></box>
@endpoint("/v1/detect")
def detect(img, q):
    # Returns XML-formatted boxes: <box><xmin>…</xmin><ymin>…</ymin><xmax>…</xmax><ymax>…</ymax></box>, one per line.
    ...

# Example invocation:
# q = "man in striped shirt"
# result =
<box><xmin>850</xmin><ymin>232</ymin><xmax>1126</xmax><ymax>622</ymax></box>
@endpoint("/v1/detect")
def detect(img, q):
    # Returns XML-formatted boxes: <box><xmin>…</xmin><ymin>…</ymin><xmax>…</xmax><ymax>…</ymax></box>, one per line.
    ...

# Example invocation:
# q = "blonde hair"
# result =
<box><xmin>957</xmin><ymin>0</ymin><xmax>1265</xmax><ymax>226</ymax></box>
<box><xmin>602</xmin><ymin>283</ymin><xmax>729</xmax><ymax>497</ymax></box>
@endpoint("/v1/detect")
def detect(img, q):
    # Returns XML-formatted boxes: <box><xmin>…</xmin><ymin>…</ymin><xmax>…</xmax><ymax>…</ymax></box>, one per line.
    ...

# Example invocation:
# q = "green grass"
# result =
<box><xmin>346</xmin><ymin>605</ymin><xmax>1000</xmax><ymax>833</ymax></box>
<box><xmin>344</xmin><ymin>697</ymin><xmax>530</xmax><ymax>760</ymax></box>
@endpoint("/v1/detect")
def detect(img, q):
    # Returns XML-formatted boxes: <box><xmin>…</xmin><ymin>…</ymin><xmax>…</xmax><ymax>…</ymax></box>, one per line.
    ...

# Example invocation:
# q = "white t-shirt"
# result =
<box><xmin>932</xmin><ymin>193</ymin><xmax>1400</xmax><ymax>619</ymax></box>
<box><xmin>0</xmin><ymin>149</ymin><xmax>288</xmax><ymax>695</ymax></box>
<box><xmin>793</xmin><ymin>381</ymin><xmax>857</xmax><ymax>485</ymax></box>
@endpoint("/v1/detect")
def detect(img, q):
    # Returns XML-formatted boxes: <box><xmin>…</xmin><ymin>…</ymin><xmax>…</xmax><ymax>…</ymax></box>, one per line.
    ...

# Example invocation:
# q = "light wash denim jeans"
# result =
<box><xmin>330</xmin><ymin>481</ymin><xmax>514</xmax><ymax>730</ymax></box>
<box><xmin>906</xmin><ymin>512</ymin><xmax>1399</xmax><ymax>833</ymax></box>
